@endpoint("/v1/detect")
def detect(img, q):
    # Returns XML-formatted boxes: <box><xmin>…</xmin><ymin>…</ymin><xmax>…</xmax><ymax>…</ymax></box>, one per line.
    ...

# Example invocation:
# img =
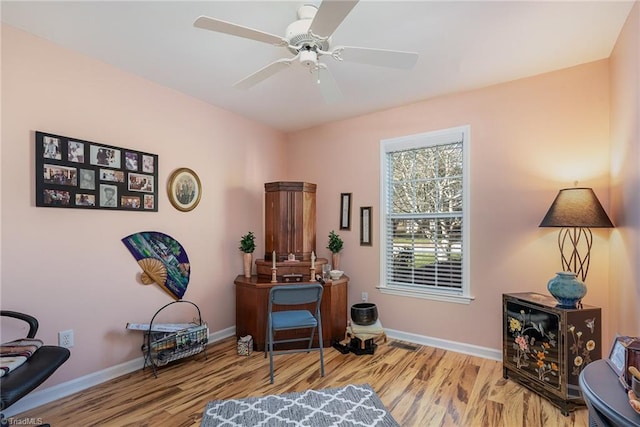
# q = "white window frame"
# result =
<box><xmin>378</xmin><ymin>125</ymin><xmax>473</xmax><ymax>304</ymax></box>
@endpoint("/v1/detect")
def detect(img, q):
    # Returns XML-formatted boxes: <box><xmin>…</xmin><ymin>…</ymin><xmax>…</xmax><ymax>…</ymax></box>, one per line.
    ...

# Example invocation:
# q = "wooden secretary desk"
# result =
<box><xmin>236</xmin><ymin>181</ymin><xmax>349</xmax><ymax>351</ymax></box>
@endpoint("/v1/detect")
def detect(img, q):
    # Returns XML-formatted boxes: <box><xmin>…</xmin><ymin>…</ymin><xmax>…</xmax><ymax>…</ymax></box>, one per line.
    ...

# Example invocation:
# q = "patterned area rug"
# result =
<box><xmin>201</xmin><ymin>383</ymin><xmax>400</xmax><ymax>426</ymax></box>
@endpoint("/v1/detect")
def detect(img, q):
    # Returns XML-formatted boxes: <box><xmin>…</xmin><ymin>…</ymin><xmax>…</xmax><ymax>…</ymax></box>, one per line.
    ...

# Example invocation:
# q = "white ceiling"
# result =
<box><xmin>1</xmin><ymin>1</ymin><xmax>634</xmax><ymax>132</ymax></box>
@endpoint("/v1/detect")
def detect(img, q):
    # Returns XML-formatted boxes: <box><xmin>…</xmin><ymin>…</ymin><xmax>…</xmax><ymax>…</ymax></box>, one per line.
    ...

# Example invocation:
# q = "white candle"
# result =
<box><xmin>272</xmin><ymin>251</ymin><xmax>276</xmax><ymax>269</ymax></box>
<box><xmin>311</xmin><ymin>251</ymin><xmax>315</xmax><ymax>269</ymax></box>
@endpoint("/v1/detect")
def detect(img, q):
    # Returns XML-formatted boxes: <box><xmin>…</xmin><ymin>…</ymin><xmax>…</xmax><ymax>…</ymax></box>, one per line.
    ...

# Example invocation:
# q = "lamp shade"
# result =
<box><xmin>539</xmin><ymin>188</ymin><xmax>613</xmax><ymax>228</ymax></box>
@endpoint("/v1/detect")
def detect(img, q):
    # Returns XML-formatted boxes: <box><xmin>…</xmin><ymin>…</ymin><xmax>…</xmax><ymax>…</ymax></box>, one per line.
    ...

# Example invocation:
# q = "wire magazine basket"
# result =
<box><xmin>142</xmin><ymin>300</ymin><xmax>208</xmax><ymax>377</ymax></box>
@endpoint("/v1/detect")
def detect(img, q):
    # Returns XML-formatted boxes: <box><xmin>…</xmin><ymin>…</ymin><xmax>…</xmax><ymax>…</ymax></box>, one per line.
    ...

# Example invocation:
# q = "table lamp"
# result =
<box><xmin>539</xmin><ymin>187</ymin><xmax>614</xmax><ymax>282</ymax></box>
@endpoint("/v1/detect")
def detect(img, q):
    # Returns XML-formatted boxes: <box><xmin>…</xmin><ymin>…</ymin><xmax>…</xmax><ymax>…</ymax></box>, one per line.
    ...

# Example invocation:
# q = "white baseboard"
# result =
<box><xmin>385</xmin><ymin>328</ymin><xmax>502</xmax><ymax>361</ymax></box>
<box><xmin>4</xmin><ymin>326</ymin><xmax>501</xmax><ymax>418</ymax></box>
<box><xmin>3</xmin><ymin>326</ymin><xmax>236</xmax><ymax>418</ymax></box>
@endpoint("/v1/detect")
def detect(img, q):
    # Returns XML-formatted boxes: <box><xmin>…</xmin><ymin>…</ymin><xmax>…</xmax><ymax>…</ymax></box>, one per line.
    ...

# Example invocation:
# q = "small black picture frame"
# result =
<box><xmin>340</xmin><ymin>193</ymin><xmax>352</xmax><ymax>230</ymax></box>
<box><xmin>607</xmin><ymin>334</ymin><xmax>631</xmax><ymax>377</ymax></box>
<box><xmin>36</xmin><ymin>131</ymin><xmax>158</xmax><ymax>211</ymax></box>
<box><xmin>360</xmin><ymin>206</ymin><xmax>372</xmax><ymax>246</ymax></box>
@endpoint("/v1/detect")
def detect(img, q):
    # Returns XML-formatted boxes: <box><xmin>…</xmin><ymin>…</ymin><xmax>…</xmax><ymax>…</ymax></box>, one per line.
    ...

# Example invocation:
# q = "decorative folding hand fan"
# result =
<box><xmin>122</xmin><ymin>231</ymin><xmax>190</xmax><ymax>300</ymax></box>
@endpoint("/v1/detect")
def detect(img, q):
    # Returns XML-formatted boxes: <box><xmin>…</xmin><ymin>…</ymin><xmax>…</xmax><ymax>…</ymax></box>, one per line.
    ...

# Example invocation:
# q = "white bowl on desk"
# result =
<box><xmin>329</xmin><ymin>270</ymin><xmax>343</xmax><ymax>280</ymax></box>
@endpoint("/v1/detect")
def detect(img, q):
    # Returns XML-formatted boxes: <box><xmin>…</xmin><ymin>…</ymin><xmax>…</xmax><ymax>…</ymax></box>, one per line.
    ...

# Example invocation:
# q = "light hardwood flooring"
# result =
<box><xmin>14</xmin><ymin>337</ymin><xmax>588</xmax><ymax>426</ymax></box>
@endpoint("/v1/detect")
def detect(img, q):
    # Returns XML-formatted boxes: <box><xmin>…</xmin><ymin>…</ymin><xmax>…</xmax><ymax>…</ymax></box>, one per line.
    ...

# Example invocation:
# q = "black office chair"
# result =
<box><xmin>0</xmin><ymin>311</ymin><xmax>70</xmax><ymax>427</ymax></box>
<box><xmin>264</xmin><ymin>283</ymin><xmax>325</xmax><ymax>384</ymax></box>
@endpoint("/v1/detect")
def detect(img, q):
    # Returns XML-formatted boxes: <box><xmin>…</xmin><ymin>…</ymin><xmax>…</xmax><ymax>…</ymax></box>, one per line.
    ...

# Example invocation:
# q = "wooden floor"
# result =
<box><xmin>15</xmin><ymin>337</ymin><xmax>588</xmax><ymax>426</ymax></box>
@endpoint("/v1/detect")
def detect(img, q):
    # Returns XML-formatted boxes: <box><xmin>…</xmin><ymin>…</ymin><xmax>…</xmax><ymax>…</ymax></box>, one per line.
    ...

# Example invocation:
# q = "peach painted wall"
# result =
<box><xmin>1</xmin><ymin>25</ymin><xmax>287</xmax><ymax>386</ymax></box>
<box><xmin>2</xmin><ymin>10</ymin><xmax>637</xmax><ymax>394</ymax></box>
<box><xmin>287</xmin><ymin>60</ymin><xmax>613</xmax><ymax>350</ymax></box>
<box><xmin>609</xmin><ymin>1</ymin><xmax>640</xmax><ymax>339</ymax></box>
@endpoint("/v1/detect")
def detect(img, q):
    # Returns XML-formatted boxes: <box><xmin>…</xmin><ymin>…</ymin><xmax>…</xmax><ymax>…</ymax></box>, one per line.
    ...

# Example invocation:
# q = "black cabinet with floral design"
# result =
<box><xmin>502</xmin><ymin>292</ymin><xmax>601</xmax><ymax>415</ymax></box>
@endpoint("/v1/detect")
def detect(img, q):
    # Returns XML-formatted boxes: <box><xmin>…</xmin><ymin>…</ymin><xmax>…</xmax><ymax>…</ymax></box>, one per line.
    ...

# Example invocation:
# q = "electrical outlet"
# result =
<box><xmin>362</xmin><ymin>292</ymin><xmax>368</xmax><ymax>302</ymax></box>
<box><xmin>58</xmin><ymin>329</ymin><xmax>74</xmax><ymax>348</ymax></box>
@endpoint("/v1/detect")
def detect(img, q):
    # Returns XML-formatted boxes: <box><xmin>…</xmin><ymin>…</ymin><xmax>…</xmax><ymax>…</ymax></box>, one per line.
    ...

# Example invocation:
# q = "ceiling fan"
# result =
<box><xmin>194</xmin><ymin>0</ymin><xmax>419</xmax><ymax>103</ymax></box>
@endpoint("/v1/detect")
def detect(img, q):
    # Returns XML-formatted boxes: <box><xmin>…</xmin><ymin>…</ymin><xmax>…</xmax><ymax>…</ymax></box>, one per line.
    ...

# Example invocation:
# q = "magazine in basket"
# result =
<box><xmin>143</xmin><ymin>323</ymin><xmax>208</xmax><ymax>366</ymax></box>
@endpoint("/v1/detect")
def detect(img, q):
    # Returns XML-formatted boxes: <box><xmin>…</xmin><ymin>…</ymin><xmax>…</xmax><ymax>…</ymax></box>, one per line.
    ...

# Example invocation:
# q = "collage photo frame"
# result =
<box><xmin>35</xmin><ymin>131</ymin><xmax>159</xmax><ymax>211</ymax></box>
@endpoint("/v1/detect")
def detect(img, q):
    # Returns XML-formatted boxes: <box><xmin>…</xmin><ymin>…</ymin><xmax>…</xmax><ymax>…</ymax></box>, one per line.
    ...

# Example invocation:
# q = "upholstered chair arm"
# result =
<box><xmin>1</xmin><ymin>311</ymin><xmax>39</xmax><ymax>339</ymax></box>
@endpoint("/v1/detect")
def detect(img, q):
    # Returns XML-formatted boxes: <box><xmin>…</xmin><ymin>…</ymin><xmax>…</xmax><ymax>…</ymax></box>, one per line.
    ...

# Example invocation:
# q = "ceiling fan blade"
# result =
<box><xmin>309</xmin><ymin>0</ymin><xmax>359</xmax><ymax>38</ymax></box>
<box><xmin>316</xmin><ymin>65</ymin><xmax>342</xmax><ymax>104</ymax></box>
<box><xmin>333</xmin><ymin>46</ymin><xmax>419</xmax><ymax>69</ymax></box>
<box><xmin>194</xmin><ymin>16</ymin><xmax>287</xmax><ymax>46</ymax></box>
<box><xmin>233</xmin><ymin>57</ymin><xmax>295</xmax><ymax>90</ymax></box>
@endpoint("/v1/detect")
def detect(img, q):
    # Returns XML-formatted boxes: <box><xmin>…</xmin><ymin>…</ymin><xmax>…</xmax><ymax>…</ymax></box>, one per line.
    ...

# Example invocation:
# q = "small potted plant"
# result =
<box><xmin>239</xmin><ymin>231</ymin><xmax>256</xmax><ymax>278</ymax></box>
<box><xmin>327</xmin><ymin>230</ymin><xmax>343</xmax><ymax>270</ymax></box>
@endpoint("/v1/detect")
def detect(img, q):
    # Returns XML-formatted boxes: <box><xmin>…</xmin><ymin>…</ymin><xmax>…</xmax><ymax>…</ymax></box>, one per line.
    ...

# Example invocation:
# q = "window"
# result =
<box><xmin>379</xmin><ymin>126</ymin><xmax>472</xmax><ymax>304</ymax></box>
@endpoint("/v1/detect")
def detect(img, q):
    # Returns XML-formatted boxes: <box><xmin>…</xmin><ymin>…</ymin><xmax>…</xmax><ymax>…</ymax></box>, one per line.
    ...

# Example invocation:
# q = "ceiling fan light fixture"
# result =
<box><xmin>299</xmin><ymin>49</ymin><xmax>318</xmax><ymax>68</ymax></box>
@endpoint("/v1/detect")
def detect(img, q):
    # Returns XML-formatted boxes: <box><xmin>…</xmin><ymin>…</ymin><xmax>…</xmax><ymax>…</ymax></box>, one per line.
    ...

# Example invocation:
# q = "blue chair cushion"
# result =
<box><xmin>272</xmin><ymin>310</ymin><xmax>317</xmax><ymax>330</ymax></box>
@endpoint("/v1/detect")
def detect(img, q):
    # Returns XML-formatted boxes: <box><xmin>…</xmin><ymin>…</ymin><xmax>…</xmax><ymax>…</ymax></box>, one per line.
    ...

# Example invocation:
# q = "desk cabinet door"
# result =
<box><xmin>564</xmin><ymin>309</ymin><xmax>601</xmax><ymax>398</ymax></box>
<box><xmin>504</xmin><ymin>299</ymin><xmax>562</xmax><ymax>392</ymax></box>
